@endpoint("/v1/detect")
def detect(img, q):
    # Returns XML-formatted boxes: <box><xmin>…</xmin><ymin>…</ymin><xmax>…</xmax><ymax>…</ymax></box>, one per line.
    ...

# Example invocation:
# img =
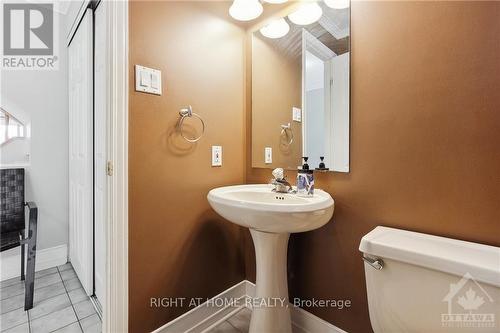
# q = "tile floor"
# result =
<box><xmin>0</xmin><ymin>263</ymin><xmax>101</xmax><ymax>333</ymax></box>
<box><xmin>207</xmin><ymin>307</ymin><xmax>304</xmax><ymax>333</ymax></box>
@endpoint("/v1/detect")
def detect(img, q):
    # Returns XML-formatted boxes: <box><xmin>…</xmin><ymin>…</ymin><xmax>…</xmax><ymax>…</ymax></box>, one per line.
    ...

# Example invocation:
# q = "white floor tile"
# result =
<box><xmin>53</xmin><ymin>322</ymin><xmax>83</xmax><ymax>333</ymax></box>
<box><xmin>2</xmin><ymin>265</ymin><xmax>96</xmax><ymax>333</ymax></box>
<box><xmin>30</xmin><ymin>306</ymin><xmax>78</xmax><ymax>333</ymax></box>
<box><xmin>0</xmin><ymin>307</ymin><xmax>28</xmax><ymax>331</ymax></box>
<box><xmin>0</xmin><ymin>283</ymin><xmax>24</xmax><ymax>301</ymax></box>
<box><xmin>0</xmin><ymin>294</ymin><xmax>24</xmax><ymax>314</ymax></box>
<box><xmin>57</xmin><ymin>263</ymin><xmax>72</xmax><ymax>273</ymax></box>
<box><xmin>35</xmin><ymin>268</ymin><xmax>58</xmax><ymax>279</ymax></box>
<box><xmin>2</xmin><ymin>322</ymin><xmax>29</xmax><ymax>333</ymax></box>
<box><xmin>79</xmin><ymin>314</ymin><xmax>102</xmax><ymax>333</ymax></box>
<box><xmin>60</xmin><ymin>270</ymin><xmax>77</xmax><ymax>281</ymax></box>
<box><xmin>63</xmin><ymin>278</ymin><xmax>82</xmax><ymax>292</ymax></box>
<box><xmin>34</xmin><ymin>273</ymin><xmax>61</xmax><ymax>290</ymax></box>
<box><xmin>29</xmin><ymin>293</ymin><xmax>71</xmax><ymax>320</ymax></box>
<box><xmin>73</xmin><ymin>300</ymin><xmax>96</xmax><ymax>320</ymax></box>
<box><xmin>33</xmin><ymin>281</ymin><xmax>66</xmax><ymax>304</ymax></box>
<box><xmin>68</xmin><ymin>288</ymin><xmax>88</xmax><ymax>305</ymax></box>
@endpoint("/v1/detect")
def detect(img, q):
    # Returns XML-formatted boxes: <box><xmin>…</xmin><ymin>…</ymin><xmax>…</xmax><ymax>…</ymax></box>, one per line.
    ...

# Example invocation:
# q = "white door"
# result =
<box><xmin>68</xmin><ymin>9</ymin><xmax>93</xmax><ymax>296</ymax></box>
<box><xmin>94</xmin><ymin>2</ymin><xmax>107</xmax><ymax>307</ymax></box>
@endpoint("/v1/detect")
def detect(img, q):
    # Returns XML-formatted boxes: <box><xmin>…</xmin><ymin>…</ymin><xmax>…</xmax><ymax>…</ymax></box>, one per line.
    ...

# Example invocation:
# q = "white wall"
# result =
<box><xmin>0</xmin><ymin>10</ymin><xmax>69</xmax><ymax>251</ymax></box>
<box><xmin>305</xmin><ymin>89</ymin><xmax>325</xmax><ymax>168</ymax></box>
<box><xmin>331</xmin><ymin>52</ymin><xmax>350</xmax><ymax>172</ymax></box>
<box><xmin>305</xmin><ymin>51</ymin><xmax>325</xmax><ymax>168</ymax></box>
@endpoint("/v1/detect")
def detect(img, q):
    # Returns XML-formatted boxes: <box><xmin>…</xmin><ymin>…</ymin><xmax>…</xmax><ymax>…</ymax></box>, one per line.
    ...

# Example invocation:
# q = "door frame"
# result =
<box><xmin>103</xmin><ymin>0</ymin><xmax>129</xmax><ymax>331</ymax></box>
<box><xmin>69</xmin><ymin>0</ymin><xmax>129</xmax><ymax>329</ymax></box>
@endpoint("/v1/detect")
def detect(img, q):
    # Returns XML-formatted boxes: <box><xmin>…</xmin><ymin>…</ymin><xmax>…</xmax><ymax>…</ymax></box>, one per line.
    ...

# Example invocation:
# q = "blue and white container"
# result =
<box><xmin>297</xmin><ymin>157</ymin><xmax>314</xmax><ymax>196</ymax></box>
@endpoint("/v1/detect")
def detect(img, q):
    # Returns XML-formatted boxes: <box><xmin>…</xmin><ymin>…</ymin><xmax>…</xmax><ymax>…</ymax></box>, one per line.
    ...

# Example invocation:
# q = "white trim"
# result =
<box><xmin>153</xmin><ymin>280</ymin><xmax>348</xmax><ymax>333</ymax></box>
<box><xmin>303</xmin><ymin>30</ymin><xmax>336</xmax><ymax>62</ymax></box>
<box><xmin>103</xmin><ymin>0</ymin><xmax>129</xmax><ymax>332</ymax></box>
<box><xmin>66</xmin><ymin>0</ymin><xmax>91</xmax><ymax>46</ymax></box>
<box><xmin>0</xmin><ymin>163</ymin><xmax>30</xmax><ymax>169</ymax></box>
<box><xmin>153</xmin><ymin>281</ymin><xmax>248</xmax><ymax>333</ymax></box>
<box><xmin>291</xmin><ymin>304</ymin><xmax>349</xmax><ymax>333</ymax></box>
<box><xmin>318</xmin><ymin>15</ymin><xmax>349</xmax><ymax>40</ymax></box>
<box><xmin>0</xmin><ymin>244</ymin><xmax>68</xmax><ymax>281</ymax></box>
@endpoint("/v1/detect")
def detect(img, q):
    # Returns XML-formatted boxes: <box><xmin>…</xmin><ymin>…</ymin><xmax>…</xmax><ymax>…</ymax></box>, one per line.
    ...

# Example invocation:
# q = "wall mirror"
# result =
<box><xmin>0</xmin><ymin>107</ymin><xmax>26</xmax><ymax>146</ymax></box>
<box><xmin>251</xmin><ymin>1</ymin><xmax>350</xmax><ymax>172</ymax></box>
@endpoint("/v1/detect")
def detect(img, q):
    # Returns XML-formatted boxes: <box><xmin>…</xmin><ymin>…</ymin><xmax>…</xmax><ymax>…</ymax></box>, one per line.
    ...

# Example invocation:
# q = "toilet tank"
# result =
<box><xmin>359</xmin><ymin>227</ymin><xmax>500</xmax><ymax>333</ymax></box>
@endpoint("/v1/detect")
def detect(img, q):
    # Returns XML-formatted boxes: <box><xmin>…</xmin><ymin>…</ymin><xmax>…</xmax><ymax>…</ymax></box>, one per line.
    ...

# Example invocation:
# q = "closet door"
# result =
<box><xmin>68</xmin><ymin>9</ymin><xmax>93</xmax><ymax>296</ymax></box>
<box><xmin>94</xmin><ymin>2</ymin><xmax>107</xmax><ymax>307</ymax></box>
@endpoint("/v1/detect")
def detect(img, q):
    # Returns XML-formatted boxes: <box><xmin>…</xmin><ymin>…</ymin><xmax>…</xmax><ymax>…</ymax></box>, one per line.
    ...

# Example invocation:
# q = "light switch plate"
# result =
<box><xmin>135</xmin><ymin>65</ymin><xmax>162</xmax><ymax>95</ymax></box>
<box><xmin>265</xmin><ymin>147</ymin><xmax>272</xmax><ymax>164</ymax></box>
<box><xmin>212</xmin><ymin>146</ymin><xmax>222</xmax><ymax>167</ymax></box>
<box><xmin>292</xmin><ymin>107</ymin><xmax>302</xmax><ymax>122</ymax></box>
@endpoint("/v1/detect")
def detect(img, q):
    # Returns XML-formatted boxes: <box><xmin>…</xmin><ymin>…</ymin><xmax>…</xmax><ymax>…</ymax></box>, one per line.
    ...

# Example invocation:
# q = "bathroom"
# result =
<box><xmin>2</xmin><ymin>0</ymin><xmax>500</xmax><ymax>333</ymax></box>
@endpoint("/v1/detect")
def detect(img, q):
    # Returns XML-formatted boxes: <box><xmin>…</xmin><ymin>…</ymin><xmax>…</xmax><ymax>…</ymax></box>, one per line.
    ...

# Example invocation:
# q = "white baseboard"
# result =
<box><xmin>153</xmin><ymin>280</ymin><xmax>348</xmax><ymax>333</ymax></box>
<box><xmin>0</xmin><ymin>244</ymin><xmax>68</xmax><ymax>281</ymax></box>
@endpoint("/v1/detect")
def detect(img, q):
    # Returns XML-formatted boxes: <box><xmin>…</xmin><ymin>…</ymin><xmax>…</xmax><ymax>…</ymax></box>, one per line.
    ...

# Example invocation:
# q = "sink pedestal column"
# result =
<box><xmin>249</xmin><ymin>229</ymin><xmax>292</xmax><ymax>333</ymax></box>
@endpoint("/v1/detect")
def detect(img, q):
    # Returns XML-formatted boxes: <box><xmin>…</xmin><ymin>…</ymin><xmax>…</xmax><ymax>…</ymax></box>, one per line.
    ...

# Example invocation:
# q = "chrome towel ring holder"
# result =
<box><xmin>280</xmin><ymin>123</ymin><xmax>293</xmax><ymax>146</ymax></box>
<box><xmin>178</xmin><ymin>105</ymin><xmax>205</xmax><ymax>143</ymax></box>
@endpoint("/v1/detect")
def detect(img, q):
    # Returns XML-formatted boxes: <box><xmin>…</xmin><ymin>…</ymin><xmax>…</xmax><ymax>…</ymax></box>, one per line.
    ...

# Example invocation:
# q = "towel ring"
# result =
<box><xmin>280</xmin><ymin>123</ymin><xmax>293</xmax><ymax>146</ymax></box>
<box><xmin>178</xmin><ymin>105</ymin><xmax>205</xmax><ymax>143</ymax></box>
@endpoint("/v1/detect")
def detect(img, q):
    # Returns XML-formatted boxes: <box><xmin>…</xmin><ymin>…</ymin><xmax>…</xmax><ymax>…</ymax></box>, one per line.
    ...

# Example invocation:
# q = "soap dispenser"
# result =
<box><xmin>297</xmin><ymin>157</ymin><xmax>314</xmax><ymax>197</ymax></box>
<box><xmin>315</xmin><ymin>156</ymin><xmax>329</xmax><ymax>171</ymax></box>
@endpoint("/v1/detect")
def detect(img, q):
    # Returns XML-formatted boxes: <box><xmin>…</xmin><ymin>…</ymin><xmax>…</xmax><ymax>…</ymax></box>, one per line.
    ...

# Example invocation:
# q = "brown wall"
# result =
<box><xmin>251</xmin><ymin>34</ymin><xmax>302</xmax><ymax>169</ymax></box>
<box><xmin>128</xmin><ymin>1</ymin><xmax>247</xmax><ymax>332</ymax></box>
<box><xmin>129</xmin><ymin>1</ymin><xmax>500</xmax><ymax>333</ymax></box>
<box><xmin>246</xmin><ymin>1</ymin><xmax>500</xmax><ymax>333</ymax></box>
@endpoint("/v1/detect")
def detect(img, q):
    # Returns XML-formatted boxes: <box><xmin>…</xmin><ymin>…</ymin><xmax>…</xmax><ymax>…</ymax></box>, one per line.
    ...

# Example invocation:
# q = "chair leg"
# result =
<box><xmin>24</xmin><ymin>240</ymin><xmax>36</xmax><ymax>310</ymax></box>
<box><xmin>24</xmin><ymin>205</ymin><xmax>37</xmax><ymax>311</ymax></box>
<box><xmin>20</xmin><ymin>230</ymin><xmax>25</xmax><ymax>281</ymax></box>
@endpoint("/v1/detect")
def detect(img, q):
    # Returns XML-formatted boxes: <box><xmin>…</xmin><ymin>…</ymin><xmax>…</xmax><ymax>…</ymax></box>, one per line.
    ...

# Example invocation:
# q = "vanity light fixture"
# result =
<box><xmin>260</xmin><ymin>18</ymin><xmax>290</xmax><ymax>39</ymax></box>
<box><xmin>324</xmin><ymin>0</ymin><xmax>350</xmax><ymax>9</ymax></box>
<box><xmin>263</xmin><ymin>0</ymin><xmax>289</xmax><ymax>4</ymax></box>
<box><xmin>288</xmin><ymin>2</ymin><xmax>323</xmax><ymax>26</ymax></box>
<box><xmin>229</xmin><ymin>0</ymin><xmax>263</xmax><ymax>21</ymax></box>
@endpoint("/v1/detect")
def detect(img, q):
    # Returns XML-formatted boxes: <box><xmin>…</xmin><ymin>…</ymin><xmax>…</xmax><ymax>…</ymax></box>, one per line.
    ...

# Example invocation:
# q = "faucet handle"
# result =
<box><xmin>272</xmin><ymin>168</ymin><xmax>284</xmax><ymax>180</ymax></box>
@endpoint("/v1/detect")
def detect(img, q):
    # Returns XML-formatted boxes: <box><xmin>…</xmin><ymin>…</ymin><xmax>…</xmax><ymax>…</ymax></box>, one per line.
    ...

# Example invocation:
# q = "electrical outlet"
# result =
<box><xmin>212</xmin><ymin>146</ymin><xmax>222</xmax><ymax>167</ymax></box>
<box><xmin>265</xmin><ymin>147</ymin><xmax>272</xmax><ymax>164</ymax></box>
<box><xmin>292</xmin><ymin>107</ymin><xmax>302</xmax><ymax>122</ymax></box>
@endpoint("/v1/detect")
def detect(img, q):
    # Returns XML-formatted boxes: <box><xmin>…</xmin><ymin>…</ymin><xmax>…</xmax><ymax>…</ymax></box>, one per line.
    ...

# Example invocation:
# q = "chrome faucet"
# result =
<box><xmin>270</xmin><ymin>168</ymin><xmax>293</xmax><ymax>193</ymax></box>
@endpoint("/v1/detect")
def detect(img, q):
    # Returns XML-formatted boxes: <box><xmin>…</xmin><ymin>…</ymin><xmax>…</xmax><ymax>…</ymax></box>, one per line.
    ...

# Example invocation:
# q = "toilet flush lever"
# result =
<box><xmin>363</xmin><ymin>256</ymin><xmax>384</xmax><ymax>270</ymax></box>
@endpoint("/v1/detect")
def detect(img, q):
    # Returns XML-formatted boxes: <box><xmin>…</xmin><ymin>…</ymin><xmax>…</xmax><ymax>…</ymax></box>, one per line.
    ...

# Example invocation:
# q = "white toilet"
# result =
<box><xmin>360</xmin><ymin>226</ymin><xmax>500</xmax><ymax>333</ymax></box>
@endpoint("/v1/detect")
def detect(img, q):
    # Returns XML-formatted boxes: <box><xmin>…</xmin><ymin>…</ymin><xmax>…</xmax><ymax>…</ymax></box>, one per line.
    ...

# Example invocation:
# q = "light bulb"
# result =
<box><xmin>263</xmin><ymin>0</ymin><xmax>289</xmax><ymax>3</ymax></box>
<box><xmin>324</xmin><ymin>0</ymin><xmax>350</xmax><ymax>9</ymax></box>
<box><xmin>288</xmin><ymin>2</ymin><xmax>323</xmax><ymax>26</ymax></box>
<box><xmin>260</xmin><ymin>18</ymin><xmax>290</xmax><ymax>39</ymax></box>
<box><xmin>229</xmin><ymin>0</ymin><xmax>263</xmax><ymax>21</ymax></box>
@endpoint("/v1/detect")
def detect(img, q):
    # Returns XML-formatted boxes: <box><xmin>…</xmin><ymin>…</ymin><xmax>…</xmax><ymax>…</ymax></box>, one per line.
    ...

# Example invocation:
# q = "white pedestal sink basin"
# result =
<box><xmin>207</xmin><ymin>184</ymin><xmax>334</xmax><ymax>333</ymax></box>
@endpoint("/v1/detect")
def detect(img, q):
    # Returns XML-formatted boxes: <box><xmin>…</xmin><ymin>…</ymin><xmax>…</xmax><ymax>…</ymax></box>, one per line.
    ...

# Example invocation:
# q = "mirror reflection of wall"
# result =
<box><xmin>304</xmin><ymin>50</ymin><xmax>326</xmax><ymax>169</ymax></box>
<box><xmin>251</xmin><ymin>1</ymin><xmax>350</xmax><ymax>172</ymax></box>
<box><xmin>251</xmin><ymin>31</ymin><xmax>303</xmax><ymax>170</ymax></box>
<box><xmin>0</xmin><ymin>106</ymin><xmax>30</xmax><ymax>166</ymax></box>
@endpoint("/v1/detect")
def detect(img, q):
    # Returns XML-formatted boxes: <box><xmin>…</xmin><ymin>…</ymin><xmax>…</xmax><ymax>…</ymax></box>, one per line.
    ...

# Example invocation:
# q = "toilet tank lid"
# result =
<box><xmin>359</xmin><ymin>226</ymin><xmax>500</xmax><ymax>288</ymax></box>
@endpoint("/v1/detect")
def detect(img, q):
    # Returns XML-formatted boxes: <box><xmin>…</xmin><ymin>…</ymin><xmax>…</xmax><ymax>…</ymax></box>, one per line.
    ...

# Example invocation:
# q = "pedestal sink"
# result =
<box><xmin>207</xmin><ymin>184</ymin><xmax>334</xmax><ymax>333</ymax></box>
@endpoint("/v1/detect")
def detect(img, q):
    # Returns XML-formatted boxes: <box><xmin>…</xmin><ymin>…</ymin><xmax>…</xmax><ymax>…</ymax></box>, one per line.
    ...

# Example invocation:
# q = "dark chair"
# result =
<box><xmin>0</xmin><ymin>168</ymin><xmax>38</xmax><ymax>310</ymax></box>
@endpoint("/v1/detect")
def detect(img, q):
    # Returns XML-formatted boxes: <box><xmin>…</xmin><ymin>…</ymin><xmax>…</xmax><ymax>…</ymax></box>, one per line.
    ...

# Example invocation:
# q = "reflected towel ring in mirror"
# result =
<box><xmin>178</xmin><ymin>105</ymin><xmax>205</xmax><ymax>143</ymax></box>
<box><xmin>280</xmin><ymin>123</ymin><xmax>293</xmax><ymax>146</ymax></box>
